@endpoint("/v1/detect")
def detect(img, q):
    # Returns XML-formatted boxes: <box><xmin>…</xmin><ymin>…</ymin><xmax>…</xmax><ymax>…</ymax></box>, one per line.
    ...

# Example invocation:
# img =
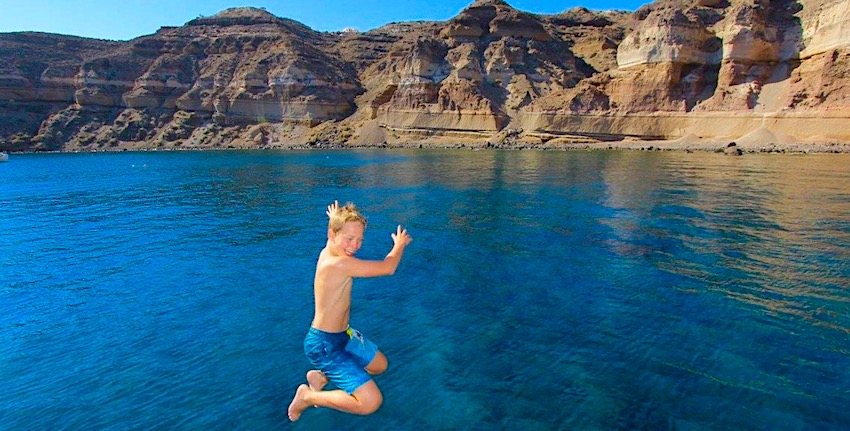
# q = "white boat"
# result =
<box><xmin>0</xmin><ymin>152</ymin><xmax>8</xmax><ymax>162</ymax></box>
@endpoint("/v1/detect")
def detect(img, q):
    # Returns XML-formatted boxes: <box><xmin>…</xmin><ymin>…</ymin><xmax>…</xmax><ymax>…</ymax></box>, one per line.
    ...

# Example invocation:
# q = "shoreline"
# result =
<box><xmin>5</xmin><ymin>138</ymin><xmax>850</xmax><ymax>155</ymax></box>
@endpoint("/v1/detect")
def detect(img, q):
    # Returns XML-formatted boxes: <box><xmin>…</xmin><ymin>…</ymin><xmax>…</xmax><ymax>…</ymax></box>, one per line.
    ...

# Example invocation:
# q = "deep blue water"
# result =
<box><xmin>1</xmin><ymin>150</ymin><xmax>849</xmax><ymax>430</ymax></box>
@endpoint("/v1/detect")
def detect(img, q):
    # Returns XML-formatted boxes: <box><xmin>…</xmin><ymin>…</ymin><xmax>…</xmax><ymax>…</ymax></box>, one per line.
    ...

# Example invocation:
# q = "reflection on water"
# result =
<box><xmin>1</xmin><ymin>150</ymin><xmax>848</xmax><ymax>430</ymax></box>
<box><xmin>601</xmin><ymin>153</ymin><xmax>850</xmax><ymax>336</ymax></box>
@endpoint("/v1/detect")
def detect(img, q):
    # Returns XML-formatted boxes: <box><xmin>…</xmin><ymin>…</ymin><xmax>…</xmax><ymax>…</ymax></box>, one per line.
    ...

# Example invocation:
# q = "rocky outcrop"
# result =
<box><xmin>522</xmin><ymin>0</ymin><xmax>850</xmax><ymax>145</ymax></box>
<box><xmin>1</xmin><ymin>0</ymin><xmax>850</xmax><ymax>152</ymax></box>
<box><xmin>115</xmin><ymin>8</ymin><xmax>361</xmax><ymax>123</ymax></box>
<box><xmin>366</xmin><ymin>0</ymin><xmax>590</xmax><ymax>134</ymax></box>
<box><xmin>0</xmin><ymin>8</ymin><xmax>363</xmax><ymax>151</ymax></box>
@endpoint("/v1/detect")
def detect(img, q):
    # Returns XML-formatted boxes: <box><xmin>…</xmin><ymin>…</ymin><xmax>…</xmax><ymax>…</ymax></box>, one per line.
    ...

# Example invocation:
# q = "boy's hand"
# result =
<box><xmin>391</xmin><ymin>225</ymin><xmax>412</xmax><ymax>247</ymax></box>
<box><xmin>326</xmin><ymin>200</ymin><xmax>339</xmax><ymax>218</ymax></box>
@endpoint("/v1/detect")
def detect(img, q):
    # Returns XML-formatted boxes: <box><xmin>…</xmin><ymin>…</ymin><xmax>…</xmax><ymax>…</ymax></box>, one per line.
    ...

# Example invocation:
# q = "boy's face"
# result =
<box><xmin>330</xmin><ymin>221</ymin><xmax>365</xmax><ymax>257</ymax></box>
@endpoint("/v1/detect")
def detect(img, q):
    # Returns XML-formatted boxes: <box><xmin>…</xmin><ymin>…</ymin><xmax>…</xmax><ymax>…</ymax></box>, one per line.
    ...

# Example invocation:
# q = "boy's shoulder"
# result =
<box><xmin>317</xmin><ymin>247</ymin><xmax>347</xmax><ymax>268</ymax></box>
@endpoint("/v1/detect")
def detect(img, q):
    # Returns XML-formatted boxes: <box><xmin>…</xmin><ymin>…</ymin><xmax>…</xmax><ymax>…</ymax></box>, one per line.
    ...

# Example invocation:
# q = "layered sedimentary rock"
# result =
<box><xmin>0</xmin><ymin>8</ymin><xmax>362</xmax><ymax>151</ymax></box>
<box><xmin>523</xmin><ymin>0</ymin><xmax>850</xmax><ymax>145</ymax></box>
<box><xmin>365</xmin><ymin>0</ymin><xmax>591</xmax><ymax>134</ymax></box>
<box><xmin>0</xmin><ymin>33</ymin><xmax>124</xmax><ymax>151</ymax></box>
<box><xmin>1</xmin><ymin>0</ymin><xmax>849</xmax><ymax>152</ymax></box>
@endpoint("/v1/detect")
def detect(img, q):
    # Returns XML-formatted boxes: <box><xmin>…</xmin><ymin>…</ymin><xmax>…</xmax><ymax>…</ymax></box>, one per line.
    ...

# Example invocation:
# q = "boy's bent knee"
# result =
<box><xmin>353</xmin><ymin>382</ymin><xmax>383</xmax><ymax>415</ymax></box>
<box><xmin>366</xmin><ymin>351</ymin><xmax>388</xmax><ymax>375</ymax></box>
<box><xmin>366</xmin><ymin>362</ymin><xmax>387</xmax><ymax>376</ymax></box>
<box><xmin>357</xmin><ymin>397</ymin><xmax>382</xmax><ymax>415</ymax></box>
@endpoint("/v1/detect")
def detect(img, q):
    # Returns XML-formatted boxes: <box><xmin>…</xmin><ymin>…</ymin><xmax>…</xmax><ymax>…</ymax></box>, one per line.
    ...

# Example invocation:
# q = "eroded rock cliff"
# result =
<box><xmin>1</xmin><ymin>0</ymin><xmax>848</xmax><ymax>152</ymax></box>
<box><xmin>524</xmin><ymin>0</ymin><xmax>850</xmax><ymax>148</ymax></box>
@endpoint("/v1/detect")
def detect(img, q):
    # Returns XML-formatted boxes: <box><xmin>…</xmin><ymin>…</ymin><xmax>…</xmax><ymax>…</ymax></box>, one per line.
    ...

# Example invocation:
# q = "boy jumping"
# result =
<box><xmin>288</xmin><ymin>200</ymin><xmax>412</xmax><ymax>421</ymax></box>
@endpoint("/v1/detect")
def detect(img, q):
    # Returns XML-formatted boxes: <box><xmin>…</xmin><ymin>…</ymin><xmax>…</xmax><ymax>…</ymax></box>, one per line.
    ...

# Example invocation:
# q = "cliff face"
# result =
<box><xmin>523</xmin><ymin>0</ymin><xmax>850</xmax><ymax>145</ymax></box>
<box><xmin>0</xmin><ymin>8</ymin><xmax>362</xmax><ymax>151</ymax></box>
<box><xmin>1</xmin><ymin>0</ymin><xmax>849</xmax><ymax>152</ymax></box>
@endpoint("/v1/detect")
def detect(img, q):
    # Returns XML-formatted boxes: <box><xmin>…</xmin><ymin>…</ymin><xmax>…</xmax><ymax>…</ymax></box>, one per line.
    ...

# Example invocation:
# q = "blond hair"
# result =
<box><xmin>329</xmin><ymin>202</ymin><xmax>367</xmax><ymax>233</ymax></box>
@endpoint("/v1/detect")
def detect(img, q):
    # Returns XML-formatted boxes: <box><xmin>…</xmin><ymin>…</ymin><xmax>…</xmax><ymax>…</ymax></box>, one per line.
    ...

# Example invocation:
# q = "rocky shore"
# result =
<box><xmin>9</xmin><ymin>134</ymin><xmax>850</xmax><ymax>154</ymax></box>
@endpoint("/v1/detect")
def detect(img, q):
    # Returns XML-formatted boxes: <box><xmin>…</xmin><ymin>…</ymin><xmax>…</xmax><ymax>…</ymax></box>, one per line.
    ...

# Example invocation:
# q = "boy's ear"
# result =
<box><xmin>327</xmin><ymin>227</ymin><xmax>335</xmax><ymax>240</ymax></box>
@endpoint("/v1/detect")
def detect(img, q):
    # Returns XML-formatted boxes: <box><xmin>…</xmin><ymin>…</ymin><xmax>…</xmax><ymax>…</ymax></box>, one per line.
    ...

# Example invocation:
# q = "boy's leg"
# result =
<box><xmin>305</xmin><ymin>351</ymin><xmax>384</xmax><ymax>387</ymax></box>
<box><xmin>288</xmin><ymin>380</ymin><xmax>383</xmax><ymax>421</ymax></box>
<box><xmin>306</xmin><ymin>370</ymin><xmax>328</xmax><ymax>408</ymax></box>
<box><xmin>365</xmin><ymin>350</ymin><xmax>388</xmax><ymax>375</ymax></box>
<box><xmin>345</xmin><ymin>328</ymin><xmax>386</xmax><ymax>376</ymax></box>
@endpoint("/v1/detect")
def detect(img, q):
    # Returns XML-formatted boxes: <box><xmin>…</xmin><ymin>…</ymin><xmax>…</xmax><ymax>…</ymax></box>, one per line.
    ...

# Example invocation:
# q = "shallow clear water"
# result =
<box><xmin>1</xmin><ymin>150</ymin><xmax>849</xmax><ymax>430</ymax></box>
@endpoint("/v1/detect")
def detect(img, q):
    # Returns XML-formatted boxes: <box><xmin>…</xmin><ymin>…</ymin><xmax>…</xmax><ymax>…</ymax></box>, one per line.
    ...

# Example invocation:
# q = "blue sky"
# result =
<box><xmin>0</xmin><ymin>0</ymin><xmax>651</xmax><ymax>41</ymax></box>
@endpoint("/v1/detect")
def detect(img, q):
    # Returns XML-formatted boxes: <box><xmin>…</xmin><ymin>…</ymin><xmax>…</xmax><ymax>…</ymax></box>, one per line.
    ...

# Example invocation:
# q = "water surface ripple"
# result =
<box><xmin>1</xmin><ymin>150</ymin><xmax>848</xmax><ymax>430</ymax></box>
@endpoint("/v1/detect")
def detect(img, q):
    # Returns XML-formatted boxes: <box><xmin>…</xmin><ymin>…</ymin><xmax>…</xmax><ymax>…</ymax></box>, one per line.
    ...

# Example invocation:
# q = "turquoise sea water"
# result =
<box><xmin>1</xmin><ymin>150</ymin><xmax>849</xmax><ymax>430</ymax></box>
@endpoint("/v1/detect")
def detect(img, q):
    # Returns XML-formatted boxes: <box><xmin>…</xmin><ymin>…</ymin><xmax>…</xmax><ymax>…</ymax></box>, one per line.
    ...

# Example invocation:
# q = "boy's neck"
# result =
<box><xmin>326</xmin><ymin>240</ymin><xmax>342</xmax><ymax>257</ymax></box>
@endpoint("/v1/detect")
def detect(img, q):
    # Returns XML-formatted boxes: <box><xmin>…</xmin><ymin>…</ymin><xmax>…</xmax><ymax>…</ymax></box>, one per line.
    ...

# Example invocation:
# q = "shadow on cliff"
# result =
<box><xmin>769</xmin><ymin>0</ymin><xmax>804</xmax><ymax>84</ymax></box>
<box><xmin>752</xmin><ymin>0</ymin><xmax>804</xmax><ymax>110</ymax></box>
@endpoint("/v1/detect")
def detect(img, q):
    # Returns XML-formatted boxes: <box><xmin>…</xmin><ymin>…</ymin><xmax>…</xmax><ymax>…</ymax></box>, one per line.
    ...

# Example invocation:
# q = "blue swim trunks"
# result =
<box><xmin>303</xmin><ymin>326</ymin><xmax>379</xmax><ymax>394</ymax></box>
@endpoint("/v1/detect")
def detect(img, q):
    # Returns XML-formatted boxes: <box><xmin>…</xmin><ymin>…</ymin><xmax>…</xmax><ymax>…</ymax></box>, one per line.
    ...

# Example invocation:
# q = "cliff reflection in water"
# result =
<box><xmin>601</xmin><ymin>152</ymin><xmax>850</xmax><ymax>336</ymax></box>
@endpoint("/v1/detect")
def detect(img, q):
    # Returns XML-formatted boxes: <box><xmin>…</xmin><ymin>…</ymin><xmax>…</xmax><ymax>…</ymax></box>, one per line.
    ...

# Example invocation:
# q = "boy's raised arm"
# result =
<box><xmin>339</xmin><ymin>225</ymin><xmax>412</xmax><ymax>278</ymax></box>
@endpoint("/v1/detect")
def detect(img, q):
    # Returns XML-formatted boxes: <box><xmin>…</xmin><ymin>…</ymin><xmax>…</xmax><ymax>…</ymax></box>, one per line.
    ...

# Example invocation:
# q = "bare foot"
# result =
<box><xmin>306</xmin><ymin>370</ymin><xmax>328</xmax><ymax>392</ymax></box>
<box><xmin>287</xmin><ymin>384</ymin><xmax>311</xmax><ymax>422</ymax></box>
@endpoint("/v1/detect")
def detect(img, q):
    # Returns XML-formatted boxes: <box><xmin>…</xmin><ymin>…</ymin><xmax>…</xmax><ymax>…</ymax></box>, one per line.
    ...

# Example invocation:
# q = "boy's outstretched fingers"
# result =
<box><xmin>392</xmin><ymin>225</ymin><xmax>412</xmax><ymax>244</ymax></box>
<box><xmin>326</xmin><ymin>200</ymin><xmax>339</xmax><ymax>218</ymax></box>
